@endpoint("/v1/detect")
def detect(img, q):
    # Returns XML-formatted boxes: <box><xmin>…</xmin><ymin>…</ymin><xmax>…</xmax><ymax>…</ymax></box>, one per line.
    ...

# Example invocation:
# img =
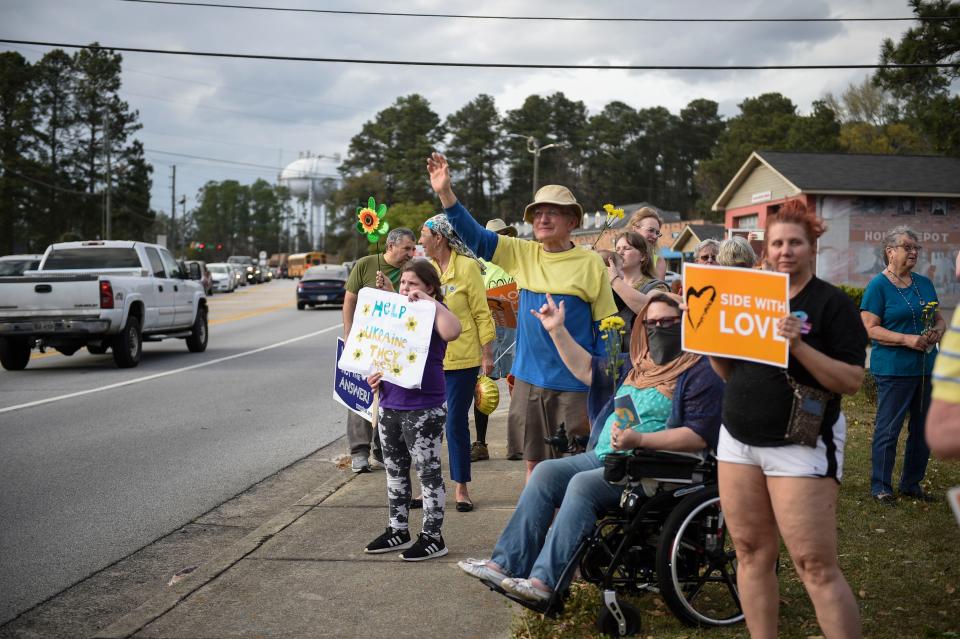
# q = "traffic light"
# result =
<box><xmin>197</xmin><ymin>242</ymin><xmax>205</xmax><ymax>250</ymax></box>
<box><xmin>216</xmin><ymin>243</ymin><xmax>223</xmax><ymax>250</ymax></box>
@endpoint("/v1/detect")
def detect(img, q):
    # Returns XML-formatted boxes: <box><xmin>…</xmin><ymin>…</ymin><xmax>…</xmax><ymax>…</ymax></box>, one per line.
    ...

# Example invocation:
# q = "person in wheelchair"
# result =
<box><xmin>457</xmin><ymin>292</ymin><xmax>723</xmax><ymax>603</ymax></box>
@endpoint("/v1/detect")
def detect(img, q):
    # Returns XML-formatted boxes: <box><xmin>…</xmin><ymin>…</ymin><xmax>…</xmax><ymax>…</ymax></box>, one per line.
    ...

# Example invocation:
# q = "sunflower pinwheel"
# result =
<box><xmin>356</xmin><ymin>196</ymin><xmax>390</xmax><ymax>244</ymax></box>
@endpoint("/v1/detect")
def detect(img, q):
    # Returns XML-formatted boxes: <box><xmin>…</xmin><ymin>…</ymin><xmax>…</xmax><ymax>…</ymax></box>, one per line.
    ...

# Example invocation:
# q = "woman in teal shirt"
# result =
<box><xmin>861</xmin><ymin>225</ymin><xmax>946</xmax><ymax>504</ymax></box>
<box><xmin>456</xmin><ymin>293</ymin><xmax>723</xmax><ymax>603</ymax></box>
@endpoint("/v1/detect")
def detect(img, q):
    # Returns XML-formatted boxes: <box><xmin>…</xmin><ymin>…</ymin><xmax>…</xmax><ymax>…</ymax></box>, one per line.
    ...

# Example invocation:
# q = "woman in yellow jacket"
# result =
<box><xmin>421</xmin><ymin>214</ymin><xmax>495</xmax><ymax>511</ymax></box>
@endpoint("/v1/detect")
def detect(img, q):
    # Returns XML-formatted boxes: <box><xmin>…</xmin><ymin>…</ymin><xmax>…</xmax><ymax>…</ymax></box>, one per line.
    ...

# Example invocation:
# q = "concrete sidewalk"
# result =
<box><xmin>94</xmin><ymin>405</ymin><xmax>523</xmax><ymax>639</ymax></box>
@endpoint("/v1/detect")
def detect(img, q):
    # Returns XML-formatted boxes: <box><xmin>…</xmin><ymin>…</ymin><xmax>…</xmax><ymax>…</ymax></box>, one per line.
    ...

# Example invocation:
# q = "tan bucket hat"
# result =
<box><xmin>522</xmin><ymin>185</ymin><xmax>584</xmax><ymax>226</ymax></box>
<box><xmin>485</xmin><ymin>218</ymin><xmax>518</xmax><ymax>236</ymax></box>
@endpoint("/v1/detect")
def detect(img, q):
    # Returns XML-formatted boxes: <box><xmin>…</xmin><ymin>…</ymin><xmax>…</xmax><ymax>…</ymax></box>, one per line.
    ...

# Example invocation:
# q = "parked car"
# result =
<box><xmin>184</xmin><ymin>259</ymin><xmax>213</xmax><ymax>296</ymax></box>
<box><xmin>0</xmin><ymin>254</ymin><xmax>43</xmax><ymax>276</ymax></box>
<box><xmin>207</xmin><ymin>262</ymin><xmax>236</xmax><ymax>293</ymax></box>
<box><xmin>227</xmin><ymin>255</ymin><xmax>258</xmax><ymax>285</ymax></box>
<box><xmin>296</xmin><ymin>265</ymin><xmax>348</xmax><ymax>310</ymax></box>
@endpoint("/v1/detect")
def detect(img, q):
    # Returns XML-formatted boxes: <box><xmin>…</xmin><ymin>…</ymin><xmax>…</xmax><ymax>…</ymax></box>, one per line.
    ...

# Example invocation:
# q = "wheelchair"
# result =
<box><xmin>482</xmin><ymin>449</ymin><xmax>743</xmax><ymax>637</ymax></box>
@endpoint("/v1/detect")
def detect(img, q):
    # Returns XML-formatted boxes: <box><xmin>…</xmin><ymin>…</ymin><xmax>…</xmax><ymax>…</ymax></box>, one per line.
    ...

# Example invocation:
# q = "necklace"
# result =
<box><xmin>885</xmin><ymin>268</ymin><xmax>925</xmax><ymax>333</ymax></box>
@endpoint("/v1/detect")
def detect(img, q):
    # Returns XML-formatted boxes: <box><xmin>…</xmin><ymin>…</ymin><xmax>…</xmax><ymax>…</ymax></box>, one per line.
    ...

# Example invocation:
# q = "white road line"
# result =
<box><xmin>0</xmin><ymin>324</ymin><xmax>343</xmax><ymax>415</ymax></box>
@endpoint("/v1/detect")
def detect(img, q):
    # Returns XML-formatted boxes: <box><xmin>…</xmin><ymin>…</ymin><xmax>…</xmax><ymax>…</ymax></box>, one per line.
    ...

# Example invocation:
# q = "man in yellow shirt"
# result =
<box><xmin>927</xmin><ymin>253</ymin><xmax>960</xmax><ymax>460</ymax></box>
<box><xmin>427</xmin><ymin>153</ymin><xmax>617</xmax><ymax>480</ymax></box>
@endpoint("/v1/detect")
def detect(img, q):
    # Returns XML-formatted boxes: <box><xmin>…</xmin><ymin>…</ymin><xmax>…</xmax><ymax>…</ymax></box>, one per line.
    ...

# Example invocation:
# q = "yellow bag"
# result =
<box><xmin>474</xmin><ymin>375</ymin><xmax>500</xmax><ymax>415</ymax></box>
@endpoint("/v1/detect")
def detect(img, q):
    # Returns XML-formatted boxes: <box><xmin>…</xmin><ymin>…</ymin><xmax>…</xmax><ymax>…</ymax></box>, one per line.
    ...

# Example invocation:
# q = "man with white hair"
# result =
<box><xmin>427</xmin><ymin>153</ymin><xmax>616</xmax><ymax>480</ymax></box>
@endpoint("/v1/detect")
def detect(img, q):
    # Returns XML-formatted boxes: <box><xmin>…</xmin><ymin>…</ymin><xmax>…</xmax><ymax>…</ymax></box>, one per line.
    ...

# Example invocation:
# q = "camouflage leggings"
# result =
<box><xmin>377</xmin><ymin>406</ymin><xmax>446</xmax><ymax>537</ymax></box>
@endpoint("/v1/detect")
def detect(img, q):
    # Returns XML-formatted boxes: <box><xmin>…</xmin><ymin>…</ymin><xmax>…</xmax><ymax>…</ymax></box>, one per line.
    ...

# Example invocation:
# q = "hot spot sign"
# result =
<box><xmin>337</xmin><ymin>287</ymin><xmax>437</xmax><ymax>389</ymax></box>
<box><xmin>681</xmin><ymin>264</ymin><xmax>790</xmax><ymax>368</ymax></box>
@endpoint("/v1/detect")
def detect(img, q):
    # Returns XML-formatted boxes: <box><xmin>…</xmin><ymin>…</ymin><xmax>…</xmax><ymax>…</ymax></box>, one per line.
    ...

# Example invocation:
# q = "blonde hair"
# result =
<box><xmin>629</xmin><ymin>207</ymin><xmax>663</xmax><ymax>229</ymax></box>
<box><xmin>718</xmin><ymin>236</ymin><xmax>758</xmax><ymax>268</ymax></box>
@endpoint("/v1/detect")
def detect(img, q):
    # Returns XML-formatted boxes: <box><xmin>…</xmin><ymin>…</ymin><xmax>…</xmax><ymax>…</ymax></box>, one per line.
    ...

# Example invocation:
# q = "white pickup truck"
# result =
<box><xmin>0</xmin><ymin>240</ymin><xmax>208</xmax><ymax>370</ymax></box>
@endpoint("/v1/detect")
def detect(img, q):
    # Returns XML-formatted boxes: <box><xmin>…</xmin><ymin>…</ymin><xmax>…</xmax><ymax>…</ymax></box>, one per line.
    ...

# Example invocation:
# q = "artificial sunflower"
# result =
<box><xmin>355</xmin><ymin>196</ymin><xmax>390</xmax><ymax>243</ymax></box>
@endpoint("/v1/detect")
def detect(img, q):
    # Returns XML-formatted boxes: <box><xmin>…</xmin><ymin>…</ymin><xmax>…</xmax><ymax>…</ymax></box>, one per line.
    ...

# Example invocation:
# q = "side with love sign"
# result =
<box><xmin>337</xmin><ymin>287</ymin><xmax>437</xmax><ymax>388</ymax></box>
<box><xmin>681</xmin><ymin>263</ymin><xmax>790</xmax><ymax>368</ymax></box>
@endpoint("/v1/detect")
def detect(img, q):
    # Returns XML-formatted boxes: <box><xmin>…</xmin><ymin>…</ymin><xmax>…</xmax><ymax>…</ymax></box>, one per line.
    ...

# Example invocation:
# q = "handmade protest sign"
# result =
<box><xmin>487</xmin><ymin>282</ymin><xmax>519</xmax><ymax>329</ymax></box>
<box><xmin>681</xmin><ymin>264</ymin><xmax>790</xmax><ymax>368</ymax></box>
<box><xmin>337</xmin><ymin>287</ymin><xmax>437</xmax><ymax>388</ymax></box>
<box><xmin>334</xmin><ymin>338</ymin><xmax>374</xmax><ymax>421</ymax></box>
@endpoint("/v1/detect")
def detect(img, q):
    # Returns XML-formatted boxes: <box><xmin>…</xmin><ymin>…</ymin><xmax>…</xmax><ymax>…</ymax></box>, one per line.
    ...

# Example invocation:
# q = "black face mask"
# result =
<box><xmin>646</xmin><ymin>323</ymin><xmax>683</xmax><ymax>365</ymax></box>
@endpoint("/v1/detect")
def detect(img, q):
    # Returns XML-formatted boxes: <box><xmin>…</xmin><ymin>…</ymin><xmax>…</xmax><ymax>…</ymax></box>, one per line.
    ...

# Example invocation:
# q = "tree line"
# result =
<box><xmin>1</xmin><ymin>0</ymin><xmax>956</xmax><ymax>258</ymax></box>
<box><xmin>0</xmin><ymin>47</ymin><xmax>153</xmax><ymax>254</ymax></box>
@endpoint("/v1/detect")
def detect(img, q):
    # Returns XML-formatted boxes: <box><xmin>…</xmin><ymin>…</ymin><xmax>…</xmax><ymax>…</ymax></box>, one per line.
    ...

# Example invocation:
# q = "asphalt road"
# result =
<box><xmin>0</xmin><ymin>279</ymin><xmax>347</xmax><ymax>624</ymax></box>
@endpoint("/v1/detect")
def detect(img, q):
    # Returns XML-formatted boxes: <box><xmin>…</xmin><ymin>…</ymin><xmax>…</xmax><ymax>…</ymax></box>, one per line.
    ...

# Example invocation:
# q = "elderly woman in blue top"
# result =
<box><xmin>428</xmin><ymin>152</ymin><xmax>618</xmax><ymax>480</ymax></box>
<box><xmin>457</xmin><ymin>292</ymin><xmax>723</xmax><ymax>602</ymax></box>
<box><xmin>861</xmin><ymin>225</ymin><xmax>946</xmax><ymax>504</ymax></box>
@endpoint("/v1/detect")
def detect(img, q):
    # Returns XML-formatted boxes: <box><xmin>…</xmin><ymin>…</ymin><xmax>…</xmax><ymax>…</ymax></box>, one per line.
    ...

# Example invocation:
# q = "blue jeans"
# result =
<box><xmin>870</xmin><ymin>374</ymin><xmax>932</xmax><ymax>496</ymax></box>
<box><xmin>490</xmin><ymin>452</ymin><xmax>623</xmax><ymax>590</ymax></box>
<box><xmin>444</xmin><ymin>367</ymin><xmax>479</xmax><ymax>484</ymax></box>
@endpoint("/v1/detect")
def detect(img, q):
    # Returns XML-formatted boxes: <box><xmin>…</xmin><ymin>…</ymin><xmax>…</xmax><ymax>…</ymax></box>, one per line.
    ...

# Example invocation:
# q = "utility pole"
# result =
<box><xmin>103</xmin><ymin>107</ymin><xmax>112</xmax><ymax>240</ymax></box>
<box><xmin>170</xmin><ymin>165</ymin><xmax>177</xmax><ymax>254</ymax></box>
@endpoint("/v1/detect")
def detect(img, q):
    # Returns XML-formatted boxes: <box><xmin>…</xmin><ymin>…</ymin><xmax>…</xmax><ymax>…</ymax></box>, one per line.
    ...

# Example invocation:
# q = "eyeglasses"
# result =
<box><xmin>697</xmin><ymin>254</ymin><xmax>718</xmax><ymax>263</ymax></box>
<box><xmin>894</xmin><ymin>244</ymin><xmax>922</xmax><ymax>253</ymax></box>
<box><xmin>643</xmin><ymin>316</ymin><xmax>681</xmax><ymax>328</ymax></box>
<box><xmin>532</xmin><ymin>208</ymin><xmax>565</xmax><ymax>219</ymax></box>
<box><xmin>636</xmin><ymin>226</ymin><xmax>662</xmax><ymax>238</ymax></box>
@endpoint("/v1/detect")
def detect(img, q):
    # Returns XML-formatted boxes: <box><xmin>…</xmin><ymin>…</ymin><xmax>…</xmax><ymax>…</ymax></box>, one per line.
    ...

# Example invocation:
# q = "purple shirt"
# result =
<box><xmin>380</xmin><ymin>329</ymin><xmax>447</xmax><ymax>410</ymax></box>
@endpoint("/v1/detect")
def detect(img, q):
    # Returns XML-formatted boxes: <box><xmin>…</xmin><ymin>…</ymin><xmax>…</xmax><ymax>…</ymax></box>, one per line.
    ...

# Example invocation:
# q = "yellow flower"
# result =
<box><xmin>599</xmin><ymin>316</ymin><xmax>626</xmax><ymax>332</ymax></box>
<box><xmin>406</xmin><ymin>352</ymin><xmax>418</xmax><ymax>364</ymax></box>
<box><xmin>362</xmin><ymin>304</ymin><xmax>371</xmax><ymax>316</ymax></box>
<box><xmin>356</xmin><ymin>330</ymin><xmax>365</xmax><ymax>342</ymax></box>
<box><xmin>405</xmin><ymin>317</ymin><xmax>418</xmax><ymax>331</ymax></box>
<box><xmin>602</xmin><ymin>203</ymin><xmax>624</xmax><ymax>219</ymax></box>
<box><xmin>358</xmin><ymin>208</ymin><xmax>380</xmax><ymax>234</ymax></box>
<box><xmin>352</xmin><ymin>349</ymin><xmax>363</xmax><ymax>360</ymax></box>
<box><xmin>391</xmin><ymin>363</ymin><xmax>403</xmax><ymax>375</ymax></box>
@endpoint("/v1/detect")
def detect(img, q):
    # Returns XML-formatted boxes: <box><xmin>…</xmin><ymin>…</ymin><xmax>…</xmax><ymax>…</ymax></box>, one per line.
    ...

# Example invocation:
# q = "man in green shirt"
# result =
<box><xmin>342</xmin><ymin>227</ymin><xmax>417</xmax><ymax>472</ymax></box>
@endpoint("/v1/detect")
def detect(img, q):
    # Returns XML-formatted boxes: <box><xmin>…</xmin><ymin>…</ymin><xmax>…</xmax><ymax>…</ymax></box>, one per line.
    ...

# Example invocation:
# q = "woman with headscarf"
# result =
<box><xmin>420</xmin><ymin>214</ymin><xmax>496</xmax><ymax>512</ymax></box>
<box><xmin>456</xmin><ymin>292</ymin><xmax>724</xmax><ymax>602</ymax></box>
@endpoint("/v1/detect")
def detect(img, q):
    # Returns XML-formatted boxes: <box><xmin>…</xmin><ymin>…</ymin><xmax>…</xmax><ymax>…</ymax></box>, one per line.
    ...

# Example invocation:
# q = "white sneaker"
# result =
<box><xmin>500</xmin><ymin>577</ymin><xmax>551</xmax><ymax>602</ymax></box>
<box><xmin>351</xmin><ymin>454</ymin><xmax>370</xmax><ymax>473</ymax></box>
<box><xmin>457</xmin><ymin>558</ymin><xmax>507</xmax><ymax>583</ymax></box>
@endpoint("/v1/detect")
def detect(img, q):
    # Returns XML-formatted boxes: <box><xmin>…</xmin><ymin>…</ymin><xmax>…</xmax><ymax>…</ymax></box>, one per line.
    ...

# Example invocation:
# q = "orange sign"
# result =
<box><xmin>681</xmin><ymin>264</ymin><xmax>790</xmax><ymax>367</ymax></box>
<box><xmin>487</xmin><ymin>282</ymin><xmax>519</xmax><ymax>329</ymax></box>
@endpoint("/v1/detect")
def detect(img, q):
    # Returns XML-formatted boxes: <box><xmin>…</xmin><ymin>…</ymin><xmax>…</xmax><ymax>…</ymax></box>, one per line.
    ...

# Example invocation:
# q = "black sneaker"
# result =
<box><xmin>364</xmin><ymin>527</ymin><xmax>413</xmax><ymax>554</ymax></box>
<box><xmin>400</xmin><ymin>532</ymin><xmax>448</xmax><ymax>562</ymax></box>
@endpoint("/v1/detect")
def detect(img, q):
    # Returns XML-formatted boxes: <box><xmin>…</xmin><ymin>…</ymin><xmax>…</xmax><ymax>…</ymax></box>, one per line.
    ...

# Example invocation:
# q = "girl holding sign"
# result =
<box><xmin>364</xmin><ymin>261</ymin><xmax>461</xmax><ymax>561</ymax></box>
<box><xmin>710</xmin><ymin>201</ymin><xmax>868</xmax><ymax>639</ymax></box>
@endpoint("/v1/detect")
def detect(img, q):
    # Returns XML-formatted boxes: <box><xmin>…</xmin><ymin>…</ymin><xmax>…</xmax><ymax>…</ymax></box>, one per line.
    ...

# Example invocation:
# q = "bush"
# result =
<box><xmin>838</xmin><ymin>284</ymin><xmax>864</xmax><ymax>309</ymax></box>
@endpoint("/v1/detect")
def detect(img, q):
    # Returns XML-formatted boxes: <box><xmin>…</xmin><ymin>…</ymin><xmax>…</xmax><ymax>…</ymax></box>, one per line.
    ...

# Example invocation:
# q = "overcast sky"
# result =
<box><xmin>4</xmin><ymin>0</ymin><xmax>919</xmax><ymax>217</ymax></box>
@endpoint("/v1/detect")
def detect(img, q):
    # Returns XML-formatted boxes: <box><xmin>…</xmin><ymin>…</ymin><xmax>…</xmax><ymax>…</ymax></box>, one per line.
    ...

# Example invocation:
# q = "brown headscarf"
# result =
<box><xmin>623</xmin><ymin>292</ymin><xmax>701</xmax><ymax>400</ymax></box>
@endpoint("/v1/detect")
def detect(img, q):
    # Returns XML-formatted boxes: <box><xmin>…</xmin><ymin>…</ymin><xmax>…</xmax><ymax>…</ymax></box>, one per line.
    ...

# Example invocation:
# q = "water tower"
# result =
<box><xmin>278</xmin><ymin>152</ymin><xmax>339</xmax><ymax>252</ymax></box>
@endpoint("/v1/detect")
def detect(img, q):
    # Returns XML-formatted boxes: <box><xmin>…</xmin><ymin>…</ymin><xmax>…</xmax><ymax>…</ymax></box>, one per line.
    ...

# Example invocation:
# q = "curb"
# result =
<box><xmin>92</xmin><ymin>471</ymin><xmax>356</xmax><ymax>639</ymax></box>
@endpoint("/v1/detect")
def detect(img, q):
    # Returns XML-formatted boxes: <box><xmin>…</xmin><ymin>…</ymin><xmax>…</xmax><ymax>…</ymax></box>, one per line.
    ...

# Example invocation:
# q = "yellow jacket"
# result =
<box><xmin>433</xmin><ymin>252</ymin><xmax>495</xmax><ymax>370</ymax></box>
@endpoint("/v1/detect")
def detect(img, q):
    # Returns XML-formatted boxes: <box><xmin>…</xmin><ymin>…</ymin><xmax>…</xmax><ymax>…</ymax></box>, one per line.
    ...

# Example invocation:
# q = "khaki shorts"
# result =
<box><xmin>507</xmin><ymin>379</ymin><xmax>589</xmax><ymax>461</ymax></box>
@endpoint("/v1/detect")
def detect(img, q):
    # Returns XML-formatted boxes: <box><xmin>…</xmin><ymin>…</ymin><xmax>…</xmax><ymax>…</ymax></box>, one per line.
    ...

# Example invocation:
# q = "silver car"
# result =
<box><xmin>207</xmin><ymin>262</ymin><xmax>237</xmax><ymax>293</ymax></box>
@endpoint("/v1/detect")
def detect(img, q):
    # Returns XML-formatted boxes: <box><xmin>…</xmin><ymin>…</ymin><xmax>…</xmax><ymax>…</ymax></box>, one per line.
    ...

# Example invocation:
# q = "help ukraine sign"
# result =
<box><xmin>681</xmin><ymin>264</ymin><xmax>790</xmax><ymax>368</ymax></box>
<box><xmin>337</xmin><ymin>287</ymin><xmax>437</xmax><ymax>389</ymax></box>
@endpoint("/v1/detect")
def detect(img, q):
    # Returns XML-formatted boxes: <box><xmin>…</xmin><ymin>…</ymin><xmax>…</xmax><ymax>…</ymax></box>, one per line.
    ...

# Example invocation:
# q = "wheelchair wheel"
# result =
<box><xmin>596</xmin><ymin>600</ymin><xmax>641</xmax><ymax>637</ymax></box>
<box><xmin>655</xmin><ymin>485</ymin><xmax>744</xmax><ymax>627</ymax></box>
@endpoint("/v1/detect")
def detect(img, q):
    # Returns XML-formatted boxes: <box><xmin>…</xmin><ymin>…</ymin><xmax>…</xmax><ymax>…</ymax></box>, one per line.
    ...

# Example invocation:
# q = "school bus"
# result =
<box><xmin>287</xmin><ymin>251</ymin><xmax>328</xmax><ymax>278</ymax></box>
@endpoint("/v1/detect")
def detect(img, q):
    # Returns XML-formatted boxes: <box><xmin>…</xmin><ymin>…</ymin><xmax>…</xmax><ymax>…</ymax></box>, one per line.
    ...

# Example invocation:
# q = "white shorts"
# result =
<box><xmin>716</xmin><ymin>414</ymin><xmax>847</xmax><ymax>482</ymax></box>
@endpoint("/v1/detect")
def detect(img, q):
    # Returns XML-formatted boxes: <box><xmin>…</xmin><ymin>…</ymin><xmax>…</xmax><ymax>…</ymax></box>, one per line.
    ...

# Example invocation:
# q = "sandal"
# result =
<box><xmin>456</xmin><ymin>500</ymin><xmax>474</xmax><ymax>512</ymax></box>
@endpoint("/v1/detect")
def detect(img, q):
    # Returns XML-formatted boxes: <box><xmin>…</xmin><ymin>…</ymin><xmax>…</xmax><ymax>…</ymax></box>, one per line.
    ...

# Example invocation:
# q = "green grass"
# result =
<box><xmin>511</xmin><ymin>387</ymin><xmax>960</xmax><ymax>638</ymax></box>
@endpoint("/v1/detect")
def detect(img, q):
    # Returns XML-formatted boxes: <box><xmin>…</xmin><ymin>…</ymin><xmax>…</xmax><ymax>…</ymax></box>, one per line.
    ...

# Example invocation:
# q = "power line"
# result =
<box><xmin>118</xmin><ymin>0</ymin><xmax>959</xmax><ymax>23</ymax></box>
<box><xmin>143</xmin><ymin>148</ymin><xmax>339</xmax><ymax>177</ymax></box>
<box><xmin>4</xmin><ymin>168</ymin><xmax>98</xmax><ymax>196</ymax></box>
<box><xmin>3</xmin><ymin>39</ymin><xmax>957</xmax><ymax>71</ymax></box>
